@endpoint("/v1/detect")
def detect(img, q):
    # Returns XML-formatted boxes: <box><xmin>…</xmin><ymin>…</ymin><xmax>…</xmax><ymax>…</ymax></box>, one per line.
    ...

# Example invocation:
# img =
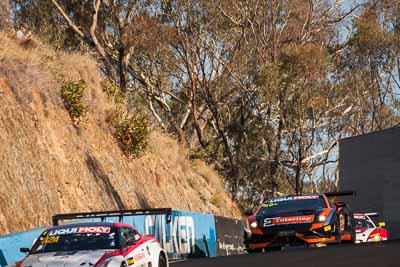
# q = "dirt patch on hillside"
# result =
<box><xmin>0</xmin><ymin>33</ymin><xmax>240</xmax><ymax>235</ymax></box>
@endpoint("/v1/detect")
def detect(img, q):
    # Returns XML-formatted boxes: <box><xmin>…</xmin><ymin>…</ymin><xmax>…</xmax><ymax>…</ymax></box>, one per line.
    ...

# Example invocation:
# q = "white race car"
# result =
<box><xmin>15</xmin><ymin>222</ymin><xmax>168</xmax><ymax>267</ymax></box>
<box><xmin>354</xmin><ymin>213</ymin><xmax>388</xmax><ymax>243</ymax></box>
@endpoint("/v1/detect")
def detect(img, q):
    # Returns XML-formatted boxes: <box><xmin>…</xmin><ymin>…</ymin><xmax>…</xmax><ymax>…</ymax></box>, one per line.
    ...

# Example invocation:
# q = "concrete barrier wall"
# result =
<box><xmin>339</xmin><ymin>127</ymin><xmax>400</xmax><ymax>240</ymax></box>
<box><xmin>214</xmin><ymin>216</ymin><xmax>245</xmax><ymax>256</ymax></box>
<box><xmin>0</xmin><ymin>210</ymin><xmax>243</xmax><ymax>266</ymax></box>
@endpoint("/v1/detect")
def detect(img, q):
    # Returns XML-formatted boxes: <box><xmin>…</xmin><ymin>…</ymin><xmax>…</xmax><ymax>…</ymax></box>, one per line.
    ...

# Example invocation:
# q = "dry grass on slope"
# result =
<box><xmin>0</xmin><ymin>32</ymin><xmax>240</xmax><ymax>235</ymax></box>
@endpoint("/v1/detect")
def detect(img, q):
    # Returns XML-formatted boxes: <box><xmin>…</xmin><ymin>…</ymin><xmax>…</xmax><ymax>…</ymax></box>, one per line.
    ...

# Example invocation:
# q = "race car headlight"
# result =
<box><xmin>318</xmin><ymin>215</ymin><xmax>326</xmax><ymax>222</ymax></box>
<box><xmin>250</xmin><ymin>221</ymin><xmax>258</xmax><ymax>229</ymax></box>
<box><xmin>373</xmin><ymin>235</ymin><xmax>382</xmax><ymax>241</ymax></box>
<box><xmin>368</xmin><ymin>233</ymin><xmax>382</xmax><ymax>242</ymax></box>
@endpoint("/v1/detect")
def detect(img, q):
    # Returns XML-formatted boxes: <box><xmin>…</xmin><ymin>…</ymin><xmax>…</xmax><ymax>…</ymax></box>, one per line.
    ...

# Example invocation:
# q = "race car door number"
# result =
<box><xmin>263</xmin><ymin>218</ymin><xmax>273</xmax><ymax>227</ymax></box>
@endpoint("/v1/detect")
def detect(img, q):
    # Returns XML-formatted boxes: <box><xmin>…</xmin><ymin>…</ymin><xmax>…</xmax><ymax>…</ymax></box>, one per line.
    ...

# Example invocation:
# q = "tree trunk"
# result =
<box><xmin>0</xmin><ymin>0</ymin><xmax>11</xmax><ymax>31</ymax></box>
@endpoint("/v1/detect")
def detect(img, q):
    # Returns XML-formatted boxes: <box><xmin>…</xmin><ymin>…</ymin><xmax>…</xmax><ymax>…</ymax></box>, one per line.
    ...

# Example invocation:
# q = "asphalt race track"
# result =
<box><xmin>173</xmin><ymin>241</ymin><xmax>400</xmax><ymax>267</ymax></box>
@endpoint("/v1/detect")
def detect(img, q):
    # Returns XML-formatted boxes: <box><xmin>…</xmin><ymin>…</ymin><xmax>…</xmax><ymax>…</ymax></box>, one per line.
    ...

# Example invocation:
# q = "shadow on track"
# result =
<box><xmin>173</xmin><ymin>241</ymin><xmax>400</xmax><ymax>267</ymax></box>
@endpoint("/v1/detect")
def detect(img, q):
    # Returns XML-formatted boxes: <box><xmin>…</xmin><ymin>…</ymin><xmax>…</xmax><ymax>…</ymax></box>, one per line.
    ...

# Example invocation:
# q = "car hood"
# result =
<box><xmin>22</xmin><ymin>250</ymin><xmax>112</xmax><ymax>267</ymax></box>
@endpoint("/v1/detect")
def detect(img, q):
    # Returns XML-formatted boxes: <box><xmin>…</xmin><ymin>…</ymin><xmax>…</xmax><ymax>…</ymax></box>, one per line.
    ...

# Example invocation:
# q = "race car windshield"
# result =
<box><xmin>354</xmin><ymin>218</ymin><xmax>375</xmax><ymax>229</ymax></box>
<box><xmin>257</xmin><ymin>196</ymin><xmax>326</xmax><ymax>217</ymax></box>
<box><xmin>30</xmin><ymin>226</ymin><xmax>117</xmax><ymax>254</ymax></box>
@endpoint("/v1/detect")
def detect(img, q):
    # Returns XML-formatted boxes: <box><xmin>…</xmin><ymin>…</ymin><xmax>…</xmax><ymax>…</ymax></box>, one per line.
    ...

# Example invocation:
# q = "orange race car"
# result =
<box><xmin>244</xmin><ymin>191</ymin><xmax>356</xmax><ymax>252</ymax></box>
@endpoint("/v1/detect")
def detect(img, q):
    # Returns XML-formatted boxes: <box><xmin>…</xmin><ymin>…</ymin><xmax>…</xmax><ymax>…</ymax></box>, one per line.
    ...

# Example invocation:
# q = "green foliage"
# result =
<box><xmin>209</xmin><ymin>195</ymin><xmax>220</xmax><ymax>207</ymax></box>
<box><xmin>101</xmin><ymin>80</ymin><xmax>124</xmax><ymax>103</ymax></box>
<box><xmin>61</xmin><ymin>80</ymin><xmax>88</xmax><ymax>123</ymax></box>
<box><xmin>11</xmin><ymin>0</ymin><xmax>93</xmax><ymax>51</ymax></box>
<box><xmin>189</xmin><ymin>141</ymin><xmax>223</xmax><ymax>162</ymax></box>
<box><xmin>113</xmin><ymin>111</ymin><xmax>150</xmax><ymax>158</ymax></box>
<box><xmin>18</xmin><ymin>0</ymin><xmax>400</xmax><ymax>205</ymax></box>
<box><xmin>279</xmin><ymin>44</ymin><xmax>327</xmax><ymax>79</ymax></box>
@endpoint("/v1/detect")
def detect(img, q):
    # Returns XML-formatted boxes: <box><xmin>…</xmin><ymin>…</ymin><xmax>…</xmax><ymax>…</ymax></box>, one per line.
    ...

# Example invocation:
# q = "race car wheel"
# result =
<box><xmin>333</xmin><ymin>217</ymin><xmax>342</xmax><ymax>244</ymax></box>
<box><xmin>351</xmin><ymin>230</ymin><xmax>356</xmax><ymax>243</ymax></box>
<box><xmin>121</xmin><ymin>262</ymin><xmax>127</xmax><ymax>267</ymax></box>
<box><xmin>158</xmin><ymin>253</ymin><xmax>167</xmax><ymax>267</ymax></box>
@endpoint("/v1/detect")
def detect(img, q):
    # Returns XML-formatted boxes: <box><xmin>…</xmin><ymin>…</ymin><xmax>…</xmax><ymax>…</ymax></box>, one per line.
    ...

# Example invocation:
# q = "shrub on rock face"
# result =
<box><xmin>113</xmin><ymin>111</ymin><xmax>150</xmax><ymax>158</ymax></box>
<box><xmin>101</xmin><ymin>79</ymin><xmax>124</xmax><ymax>104</ymax></box>
<box><xmin>61</xmin><ymin>80</ymin><xmax>88</xmax><ymax>124</ymax></box>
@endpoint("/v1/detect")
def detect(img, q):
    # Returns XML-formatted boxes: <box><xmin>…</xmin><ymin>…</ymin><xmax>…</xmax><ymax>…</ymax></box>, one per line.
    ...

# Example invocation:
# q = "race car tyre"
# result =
<box><xmin>351</xmin><ymin>230</ymin><xmax>356</xmax><ymax>243</ymax></box>
<box><xmin>121</xmin><ymin>262</ymin><xmax>127</xmax><ymax>267</ymax></box>
<box><xmin>158</xmin><ymin>253</ymin><xmax>167</xmax><ymax>267</ymax></box>
<box><xmin>246</xmin><ymin>248</ymin><xmax>263</xmax><ymax>253</ymax></box>
<box><xmin>333</xmin><ymin>217</ymin><xmax>342</xmax><ymax>244</ymax></box>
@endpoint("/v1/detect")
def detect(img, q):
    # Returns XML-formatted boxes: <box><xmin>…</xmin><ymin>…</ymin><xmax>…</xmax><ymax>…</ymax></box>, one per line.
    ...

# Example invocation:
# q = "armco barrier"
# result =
<box><xmin>0</xmin><ymin>209</ymin><xmax>243</xmax><ymax>266</ymax></box>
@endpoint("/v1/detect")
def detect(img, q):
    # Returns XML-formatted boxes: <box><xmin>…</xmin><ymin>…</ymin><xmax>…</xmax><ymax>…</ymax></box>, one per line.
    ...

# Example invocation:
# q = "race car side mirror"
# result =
<box><xmin>244</xmin><ymin>210</ymin><xmax>253</xmax><ymax>216</ymax></box>
<box><xmin>378</xmin><ymin>222</ymin><xmax>386</xmax><ymax>228</ymax></box>
<box><xmin>20</xmin><ymin>248</ymin><xmax>30</xmax><ymax>253</ymax></box>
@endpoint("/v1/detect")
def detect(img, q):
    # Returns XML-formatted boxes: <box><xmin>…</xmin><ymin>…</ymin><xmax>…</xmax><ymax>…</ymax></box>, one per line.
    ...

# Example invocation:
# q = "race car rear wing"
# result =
<box><xmin>52</xmin><ymin>208</ymin><xmax>172</xmax><ymax>226</ymax></box>
<box><xmin>365</xmin><ymin>212</ymin><xmax>380</xmax><ymax>218</ymax></box>
<box><xmin>324</xmin><ymin>190</ymin><xmax>356</xmax><ymax>197</ymax></box>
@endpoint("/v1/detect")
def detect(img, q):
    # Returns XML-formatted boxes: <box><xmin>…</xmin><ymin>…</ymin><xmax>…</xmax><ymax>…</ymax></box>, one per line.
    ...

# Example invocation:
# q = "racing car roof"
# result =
<box><xmin>264</xmin><ymin>194</ymin><xmax>323</xmax><ymax>203</ymax></box>
<box><xmin>46</xmin><ymin>221</ymin><xmax>131</xmax><ymax>231</ymax></box>
<box><xmin>264</xmin><ymin>190</ymin><xmax>356</xmax><ymax>201</ymax></box>
<box><xmin>262</xmin><ymin>191</ymin><xmax>355</xmax><ymax>208</ymax></box>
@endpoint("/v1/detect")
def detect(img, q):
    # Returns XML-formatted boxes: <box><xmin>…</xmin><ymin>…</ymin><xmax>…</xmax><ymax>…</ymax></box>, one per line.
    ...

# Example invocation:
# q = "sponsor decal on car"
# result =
<box><xmin>267</xmin><ymin>197</ymin><xmax>293</xmax><ymax>203</ymax></box>
<box><xmin>42</xmin><ymin>236</ymin><xmax>60</xmax><ymax>244</ymax></box>
<box><xmin>339</xmin><ymin>214</ymin><xmax>345</xmax><ymax>231</ymax></box>
<box><xmin>263</xmin><ymin>218</ymin><xmax>273</xmax><ymax>227</ymax></box>
<box><xmin>262</xmin><ymin>203</ymin><xmax>278</xmax><ymax>208</ymax></box>
<box><xmin>354</xmin><ymin>214</ymin><xmax>366</xmax><ymax>220</ymax></box>
<box><xmin>266</xmin><ymin>195</ymin><xmax>320</xmax><ymax>203</ymax></box>
<box><xmin>48</xmin><ymin>227</ymin><xmax>111</xmax><ymax>236</ymax></box>
<box><xmin>272</xmin><ymin>215</ymin><xmax>315</xmax><ymax>225</ymax></box>
<box><xmin>127</xmin><ymin>257</ymin><xmax>135</xmax><ymax>265</ymax></box>
<box><xmin>78</xmin><ymin>227</ymin><xmax>111</xmax><ymax>234</ymax></box>
<box><xmin>133</xmin><ymin>253</ymin><xmax>145</xmax><ymax>261</ymax></box>
<box><xmin>263</xmin><ymin>215</ymin><xmax>314</xmax><ymax>226</ymax></box>
<box><xmin>293</xmin><ymin>195</ymin><xmax>320</xmax><ymax>200</ymax></box>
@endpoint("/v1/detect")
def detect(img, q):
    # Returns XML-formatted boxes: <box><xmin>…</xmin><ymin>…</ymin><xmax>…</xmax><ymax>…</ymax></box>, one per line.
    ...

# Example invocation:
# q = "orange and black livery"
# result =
<box><xmin>244</xmin><ymin>191</ymin><xmax>356</xmax><ymax>252</ymax></box>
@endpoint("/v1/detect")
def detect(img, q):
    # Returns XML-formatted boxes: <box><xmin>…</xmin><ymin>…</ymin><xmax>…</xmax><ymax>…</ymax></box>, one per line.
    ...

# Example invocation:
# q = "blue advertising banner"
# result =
<box><xmin>168</xmin><ymin>210</ymin><xmax>216</xmax><ymax>259</ymax></box>
<box><xmin>0</xmin><ymin>227</ymin><xmax>47</xmax><ymax>266</ymax></box>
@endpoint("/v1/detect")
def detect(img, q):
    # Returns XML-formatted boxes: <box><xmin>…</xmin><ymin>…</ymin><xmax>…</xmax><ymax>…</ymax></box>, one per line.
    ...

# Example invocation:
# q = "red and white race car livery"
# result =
<box><xmin>15</xmin><ymin>222</ymin><xmax>168</xmax><ymax>267</ymax></box>
<box><xmin>354</xmin><ymin>213</ymin><xmax>388</xmax><ymax>243</ymax></box>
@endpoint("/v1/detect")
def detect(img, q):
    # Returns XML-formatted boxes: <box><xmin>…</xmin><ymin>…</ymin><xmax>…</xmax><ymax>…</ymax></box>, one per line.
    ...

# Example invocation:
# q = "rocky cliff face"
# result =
<box><xmin>0</xmin><ymin>0</ymin><xmax>11</xmax><ymax>31</ymax></box>
<box><xmin>0</xmin><ymin>33</ymin><xmax>240</xmax><ymax>235</ymax></box>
